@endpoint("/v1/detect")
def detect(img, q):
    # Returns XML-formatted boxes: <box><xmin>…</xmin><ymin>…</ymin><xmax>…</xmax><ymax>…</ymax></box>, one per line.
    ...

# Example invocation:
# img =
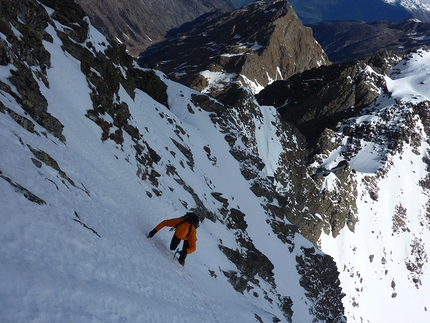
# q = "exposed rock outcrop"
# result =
<box><xmin>0</xmin><ymin>0</ymin><xmax>66</xmax><ymax>142</ymax></box>
<box><xmin>296</xmin><ymin>247</ymin><xmax>346</xmax><ymax>323</ymax></box>
<box><xmin>256</xmin><ymin>51</ymin><xmax>400</xmax><ymax>144</ymax></box>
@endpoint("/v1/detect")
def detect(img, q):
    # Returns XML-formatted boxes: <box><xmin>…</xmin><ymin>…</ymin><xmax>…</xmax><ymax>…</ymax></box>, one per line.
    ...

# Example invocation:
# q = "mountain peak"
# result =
<box><xmin>138</xmin><ymin>0</ymin><xmax>329</xmax><ymax>94</ymax></box>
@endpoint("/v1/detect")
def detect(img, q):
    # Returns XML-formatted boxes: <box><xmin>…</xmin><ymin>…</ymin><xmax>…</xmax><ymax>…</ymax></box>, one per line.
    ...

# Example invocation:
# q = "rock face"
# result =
<box><xmin>189</xmin><ymin>84</ymin><xmax>348</xmax><ymax>322</ymax></box>
<box><xmin>138</xmin><ymin>0</ymin><xmax>329</xmax><ymax>94</ymax></box>
<box><xmin>310</xmin><ymin>18</ymin><xmax>430</xmax><ymax>63</ymax></box>
<box><xmin>253</xmin><ymin>52</ymin><xmax>408</xmax><ymax>243</ymax></box>
<box><xmin>256</xmin><ymin>52</ymin><xmax>398</xmax><ymax>144</ymax></box>
<box><xmin>0</xmin><ymin>0</ymin><xmax>87</xmax><ymax>143</ymax></box>
<box><xmin>74</xmin><ymin>0</ymin><xmax>238</xmax><ymax>56</ymax></box>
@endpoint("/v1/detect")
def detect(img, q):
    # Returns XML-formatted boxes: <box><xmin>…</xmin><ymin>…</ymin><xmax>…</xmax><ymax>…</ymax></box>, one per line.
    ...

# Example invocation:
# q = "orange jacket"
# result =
<box><xmin>155</xmin><ymin>217</ymin><xmax>197</xmax><ymax>254</ymax></box>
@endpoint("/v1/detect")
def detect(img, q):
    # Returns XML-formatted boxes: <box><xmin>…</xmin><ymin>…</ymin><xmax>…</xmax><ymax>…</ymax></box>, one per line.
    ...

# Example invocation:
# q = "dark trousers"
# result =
<box><xmin>170</xmin><ymin>235</ymin><xmax>189</xmax><ymax>253</ymax></box>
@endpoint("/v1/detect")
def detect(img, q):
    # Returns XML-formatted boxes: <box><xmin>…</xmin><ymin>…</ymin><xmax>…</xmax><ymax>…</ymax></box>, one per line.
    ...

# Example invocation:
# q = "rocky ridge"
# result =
<box><xmin>65</xmin><ymin>0</ymin><xmax>430</xmax><ymax>59</ymax></box>
<box><xmin>256</xmin><ymin>52</ymin><xmax>398</xmax><ymax>143</ymax></box>
<box><xmin>138</xmin><ymin>0</ymin><xmax>329</xmax><ymax>94</ymax></box>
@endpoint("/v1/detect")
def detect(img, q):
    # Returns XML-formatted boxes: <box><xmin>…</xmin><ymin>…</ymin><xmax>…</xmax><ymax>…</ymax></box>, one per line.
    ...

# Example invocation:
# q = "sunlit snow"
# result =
<box><xmin>320</xmin><ymin>49</ymin><xmax>430</xmax><ymax>323</ymax></box>
<box><xmin>0</xmin><ymin>6</ymin><xmax>315</xmax><ymax>323</ymax></box>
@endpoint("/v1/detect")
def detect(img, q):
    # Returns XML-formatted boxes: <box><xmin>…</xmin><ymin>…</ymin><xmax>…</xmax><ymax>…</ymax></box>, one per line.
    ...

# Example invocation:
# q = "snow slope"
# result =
<box><xmin>0</xmin><ymin>4</ymin><xmax>321</xmax><ymax>323</ymax></box>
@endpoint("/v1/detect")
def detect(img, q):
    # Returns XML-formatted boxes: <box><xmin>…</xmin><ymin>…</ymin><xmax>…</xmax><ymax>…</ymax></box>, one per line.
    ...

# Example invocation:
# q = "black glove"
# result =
<box><xmin>147</xmin><ymin>229</ymin><xmax>157</xmax><ymax>238</ymax></box>
<box><xmin>178</xmin><ymin>250</ymin><xmax>187</xmax><ymax>266</ymax></box>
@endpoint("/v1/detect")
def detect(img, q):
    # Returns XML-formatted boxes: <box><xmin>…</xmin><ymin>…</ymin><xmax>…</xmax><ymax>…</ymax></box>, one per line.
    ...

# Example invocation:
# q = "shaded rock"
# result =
<box><xmin>1</xmin><ymin>0</ymin><xmax>65</xmax><ymax>142</ymax></box>
<box><xmin>0</xmin><ymin>171</ymin><xmax>45</xmax><ymax>205</ymax></box>
<box><xmin>296</xmin><ymin>247</ymin><xmax>346</xmax><ymax>323</ymax></box>
<box><xmin>256</xmin><ymin>51</ymin><xmax>398</xmax><ymax>144</ymax></box>
<box><xmin>191</xmin><ymin>94</ymin><xmax>224</xmax><ymax>113</ymax></box>
<box><xmin>218</xmin><ymin>208</ymin><xmax>278</xmax><ymax>303</ymax></box>
<box><xmin>28</xmin><ymin>145</ymin><xmax>75</xmax><ymax>187</ymax></box>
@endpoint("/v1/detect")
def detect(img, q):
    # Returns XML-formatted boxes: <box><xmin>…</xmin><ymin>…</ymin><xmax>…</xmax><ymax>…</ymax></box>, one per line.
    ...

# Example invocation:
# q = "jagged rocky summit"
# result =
<box><xmin>138</xmin><ymin>0</ymin><xmax>329</xmax><ymax>94</ymax></box>
<box><xmin>60</xmin><ymin>0</ymin><xmax>430</xmax><ymax>59</ymax></box>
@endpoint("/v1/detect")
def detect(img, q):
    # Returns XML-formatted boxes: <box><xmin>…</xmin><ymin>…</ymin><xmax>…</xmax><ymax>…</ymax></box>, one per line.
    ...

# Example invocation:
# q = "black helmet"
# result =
<box><xmin>184</xmin><ymin>212</ymin><xmax>199</xmax><ymax>228</ymax></box>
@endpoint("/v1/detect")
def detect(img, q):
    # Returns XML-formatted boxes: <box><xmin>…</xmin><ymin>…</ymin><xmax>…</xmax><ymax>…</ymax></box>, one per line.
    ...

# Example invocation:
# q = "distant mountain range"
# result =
<box><xmin>289</xmin><ymin>0</ymin><xmax>412</xmax><ymax>23</ymax></box>
<box><xmin>74</xmin><ymin>0</ymin><xmax>430</xmax><ymax>56</ymax></box>
<box><xmin>310</xmin><ymin>17</ymin><xmax>430</xmax><ymax>62</ymax></box>
<box><xmin>74</xmin><ymin>0</ymin><xmax>238</xmax><ymax>56</ymax></box>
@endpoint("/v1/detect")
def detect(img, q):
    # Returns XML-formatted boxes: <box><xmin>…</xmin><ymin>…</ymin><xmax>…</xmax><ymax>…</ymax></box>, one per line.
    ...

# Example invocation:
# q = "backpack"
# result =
<box><xmin>169</xmin><ymin>212</ymin><xmax>199</xmax><ymax>237</ymax></box>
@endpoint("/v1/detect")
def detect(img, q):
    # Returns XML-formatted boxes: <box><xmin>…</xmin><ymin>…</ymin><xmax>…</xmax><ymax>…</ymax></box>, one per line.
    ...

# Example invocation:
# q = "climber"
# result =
<box><xmin>147</xmin><ymin>212</ymin><xmax>199</xmax><ymax>266</ymax></box>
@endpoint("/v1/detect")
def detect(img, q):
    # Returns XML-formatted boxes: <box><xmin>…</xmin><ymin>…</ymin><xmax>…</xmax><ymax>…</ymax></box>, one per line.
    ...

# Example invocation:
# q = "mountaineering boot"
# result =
<box><xmin>178</xmin><ymin>250</ymin><xmax>187</xmax><ymax>266</ymax></box>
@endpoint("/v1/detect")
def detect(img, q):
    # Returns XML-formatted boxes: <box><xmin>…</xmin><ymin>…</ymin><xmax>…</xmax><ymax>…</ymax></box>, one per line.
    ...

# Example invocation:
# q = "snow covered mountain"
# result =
<box><xmin>328</xmin><ymin>51</ymin><xmax>430</xmax><ymax>322</ymax></box>
<box><xmin>257</xmin><ymin>50</ymin><xmax>430</xmax><ymax>322</ymax></box>
<box><xmin>1</xmin><ymin>1</ymin><xmax>430</xmax><ymax>323</ymax></box>
<box><xmin>381</xmin><ymin>0</ymin><xmax>430</xmax><ymax>22</ymax></box>
<box><xmin>0</xmin><ymin>1</ymin><xmax>343</xmax><ymax>322</ymax></box>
